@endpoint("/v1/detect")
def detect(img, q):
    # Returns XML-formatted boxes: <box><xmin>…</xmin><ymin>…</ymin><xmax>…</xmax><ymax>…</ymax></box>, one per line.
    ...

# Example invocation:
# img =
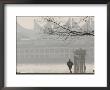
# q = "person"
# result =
<box><xmin>93</xmin><ymin>69</ymin><xmax>94</xmax><ymax>73</ymax></box>
<box><xmin>67</xmin><ymin>59</ymin><xmax>73</xmax><ymax>73</ymax></box>
<box><xmin>84</xmin><ymin>65</ymin><xmax>86</xmax><ymax>73</ymax></box>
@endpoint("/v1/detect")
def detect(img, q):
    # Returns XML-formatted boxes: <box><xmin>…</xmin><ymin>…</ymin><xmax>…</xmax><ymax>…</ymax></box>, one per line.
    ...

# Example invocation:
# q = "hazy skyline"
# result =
<box><xmin>17</xmin><ymin>16</ymin><xmax>94</xmax><ymax>74</ymax></box>
<box><xmin>17</xmin><ymin>16</ymin><xmax>94</xmax><ymax>30</ymax></box>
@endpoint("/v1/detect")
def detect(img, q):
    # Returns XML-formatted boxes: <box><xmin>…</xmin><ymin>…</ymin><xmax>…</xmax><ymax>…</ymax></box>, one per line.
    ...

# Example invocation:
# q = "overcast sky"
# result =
<box><xmin>17</xmin><ymin>16</ymin><xmax>94</xmax><ymax>30</ymax></box>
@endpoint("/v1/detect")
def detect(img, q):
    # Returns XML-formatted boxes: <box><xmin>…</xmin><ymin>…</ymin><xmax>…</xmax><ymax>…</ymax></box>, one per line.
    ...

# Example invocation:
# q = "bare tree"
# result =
<box><xmin>43</xmin><ymin>17</ymin><xmax>94</xmax><ymax>40</ymax></box>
